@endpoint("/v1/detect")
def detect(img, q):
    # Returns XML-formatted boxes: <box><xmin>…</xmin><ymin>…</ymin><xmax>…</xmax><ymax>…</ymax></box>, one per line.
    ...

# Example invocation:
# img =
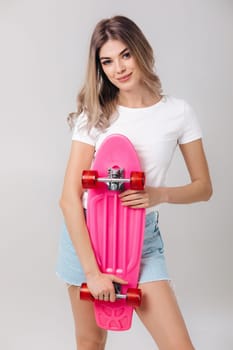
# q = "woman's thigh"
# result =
<box><xmin>136</xmin><ymin>281</ymin><xmax>195</xmax><ymax>350</ymax></box>
<box><xmin>67</xmin><ymin>285</ymin><xmax>107</xmax><ymax>350</ymax></box>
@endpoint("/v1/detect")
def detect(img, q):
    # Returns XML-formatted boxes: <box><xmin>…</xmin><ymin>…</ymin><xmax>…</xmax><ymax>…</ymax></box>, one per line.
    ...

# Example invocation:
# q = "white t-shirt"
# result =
<box><xmin>72</xmin><ymin>95</ymin><xmax>202</xmax><ymax>210</ymax></box>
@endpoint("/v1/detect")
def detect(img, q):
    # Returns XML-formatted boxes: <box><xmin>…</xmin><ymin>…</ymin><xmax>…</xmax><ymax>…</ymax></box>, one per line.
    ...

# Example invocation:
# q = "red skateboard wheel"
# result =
<box><xmin>130</xmin><ymin>171</ymin><xmax>145</xmax><ymax>190</ymax></box>
<box><xmin>126</xmin><ymin>288</ymin><xmax>142</xmax><ymax>307</ymax></box>
<box><xmin>80</xmin><ymin>283</ymin><xmax>94</xmax><ymax>301</ymax></box>
<box><xmin>82</xmin><ymin>170</ymin><xmax>98</xmax><ymax>189</ymax></box>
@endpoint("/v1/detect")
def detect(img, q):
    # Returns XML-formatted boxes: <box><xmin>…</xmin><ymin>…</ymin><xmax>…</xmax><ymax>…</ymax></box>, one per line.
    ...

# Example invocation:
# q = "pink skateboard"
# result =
<box><xmin>80</xmin><ymin>134</ymin><xmax>146</xmax><ymax>331</ymax></box>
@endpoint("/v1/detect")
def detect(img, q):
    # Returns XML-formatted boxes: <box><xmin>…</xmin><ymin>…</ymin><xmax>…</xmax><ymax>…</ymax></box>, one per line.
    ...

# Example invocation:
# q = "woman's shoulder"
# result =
<box><xmin>72</xmin><ymin>112</ymin><xmax>101</xmax><ymax>145</ymax></box>
<box><xmin>163</xmin><ymin>95</ymin><xmax>189</xmax><ymax>109</ymax></box>
<box><xmin>162</xmin><ymin>95</ymin><xmax>197</xmax><ymax>120</ymax></box>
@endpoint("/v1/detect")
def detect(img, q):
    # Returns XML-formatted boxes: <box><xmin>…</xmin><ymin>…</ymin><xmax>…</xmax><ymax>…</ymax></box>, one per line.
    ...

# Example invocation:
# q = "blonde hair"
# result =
<box><xmin>68</xmin><ymin>15</ymin><xmax>162</xmax><ymax>130</ymax></box>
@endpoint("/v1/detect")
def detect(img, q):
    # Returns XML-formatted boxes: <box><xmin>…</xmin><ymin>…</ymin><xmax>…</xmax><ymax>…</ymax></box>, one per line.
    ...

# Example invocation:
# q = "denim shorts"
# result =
<box><xmin>56</xmin><ymin>211</ymin><xmax>170</xmax><ymax>286</ymax></box>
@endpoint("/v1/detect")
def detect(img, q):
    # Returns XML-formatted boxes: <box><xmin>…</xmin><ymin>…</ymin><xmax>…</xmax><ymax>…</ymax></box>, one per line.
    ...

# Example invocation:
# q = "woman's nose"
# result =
<box><xmin>115</xmin><ymin>60</ymin><xmax>126</xmax><ymax>74</ymax></box>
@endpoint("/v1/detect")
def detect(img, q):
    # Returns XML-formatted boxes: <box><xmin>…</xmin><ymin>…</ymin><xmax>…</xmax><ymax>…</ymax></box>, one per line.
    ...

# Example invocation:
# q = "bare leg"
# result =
<box><xmin>136</xmin><ymin>281</ymin><xmax>195</xmax><ymax>350</ymax></box>
<box><xmin>68</xmin><ymin>285</ymin><xmax>107</xmax><ymax>350</ymax></box>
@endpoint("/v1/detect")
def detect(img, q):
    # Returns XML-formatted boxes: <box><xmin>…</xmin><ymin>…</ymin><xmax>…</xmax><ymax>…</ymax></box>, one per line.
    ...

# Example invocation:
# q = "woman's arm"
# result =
<box><xmin>164</xmin><ymin>139</ymin><xmax>212</xmax><ymax>203</ymax></box>
<box><xmin>119</xmin><ymin>139</ymin><xmax>213</xmax><ymax>208</ymax></box>
<box><xmin>59</xmin><ymin>141</ymin><xmax>99</xmax><ymax>276</ymax></box>
<box><xmin>60</xmin><ymin>140</ymin><xmax>127</xmax><ymax>300</ymax></box>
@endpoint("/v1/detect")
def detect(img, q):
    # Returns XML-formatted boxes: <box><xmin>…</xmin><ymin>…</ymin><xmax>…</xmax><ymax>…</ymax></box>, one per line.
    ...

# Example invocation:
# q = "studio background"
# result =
<box><xmin>0</xmin><ymin>0</ymin><xmax>232</xmax><ymax>349</ymax></box>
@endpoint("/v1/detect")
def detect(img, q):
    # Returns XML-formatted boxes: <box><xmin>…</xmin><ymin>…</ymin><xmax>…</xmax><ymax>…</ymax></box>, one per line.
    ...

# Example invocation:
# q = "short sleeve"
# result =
<box><xmin>72</xmin><ymin>113</ymin><xmax>100</xmax><ymax>146</ymax></box>
<box><xmin>178</xmin><ymin>101</ymin><xmax>202</xmax><ymax>144</ymax></box>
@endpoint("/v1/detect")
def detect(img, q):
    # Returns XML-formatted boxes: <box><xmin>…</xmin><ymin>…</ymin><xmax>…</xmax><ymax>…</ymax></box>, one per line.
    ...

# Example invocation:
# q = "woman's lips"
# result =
<box><xmin>117</xmin><ymin>73</ymin><xmax>132</xmax><ymax>82</ymax></box>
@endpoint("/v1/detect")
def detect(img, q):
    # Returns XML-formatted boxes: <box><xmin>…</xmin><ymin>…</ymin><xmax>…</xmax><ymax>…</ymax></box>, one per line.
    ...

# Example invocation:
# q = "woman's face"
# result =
<box><xmin>99</xmin><ymin>39</ymin><xmax>143</xmax><ymax>91</ymax></box>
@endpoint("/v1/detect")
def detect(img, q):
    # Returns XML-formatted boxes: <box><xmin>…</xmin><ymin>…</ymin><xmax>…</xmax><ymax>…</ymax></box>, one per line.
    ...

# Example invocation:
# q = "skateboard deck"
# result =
<box><xmin>81</xmin><ymin>134</ymin><xmax>146</xmax><ymax>331</ymax></box>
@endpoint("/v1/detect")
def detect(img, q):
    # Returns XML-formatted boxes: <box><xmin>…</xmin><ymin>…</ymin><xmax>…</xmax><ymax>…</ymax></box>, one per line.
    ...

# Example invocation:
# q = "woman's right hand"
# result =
<box><xmin>86</xmin><ymin>272</ymin><xmax>128</xmax><ymax>302</ymax></box>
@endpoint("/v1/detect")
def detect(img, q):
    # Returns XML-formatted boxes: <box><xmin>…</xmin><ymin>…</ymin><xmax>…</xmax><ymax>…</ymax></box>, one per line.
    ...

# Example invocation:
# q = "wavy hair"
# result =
<box><xmin>68</xmin><ymin>15</ymin><xmax>162</xmax><ymax>130</ymax></box>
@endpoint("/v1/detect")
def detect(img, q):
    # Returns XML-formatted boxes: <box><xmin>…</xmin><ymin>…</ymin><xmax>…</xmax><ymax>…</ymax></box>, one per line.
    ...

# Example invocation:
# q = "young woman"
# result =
<box><xmin>56</xmin><ymin>15</ymin><xmax>212</xmax><ymax>350</ymax></box>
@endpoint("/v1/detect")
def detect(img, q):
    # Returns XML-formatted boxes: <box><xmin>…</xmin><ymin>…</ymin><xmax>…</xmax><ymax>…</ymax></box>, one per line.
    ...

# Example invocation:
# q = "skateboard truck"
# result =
<box><xmin>80</xmin><ymin>282</ymin><xmax>142</xmax><ymax>308</ymax></box>
<box><xmin>82</xmin><ymin>167</ymin><xmax>145</xmax><ymax>191</ymax></box>
<box><xmin>107</xmin><ymin>166</ymin><xmax>125</xmax><ymax>191</ymax></box>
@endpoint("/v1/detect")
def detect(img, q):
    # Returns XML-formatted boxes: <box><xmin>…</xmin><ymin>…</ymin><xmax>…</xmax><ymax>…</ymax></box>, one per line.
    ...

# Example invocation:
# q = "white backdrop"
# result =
<box><xmin>0</xmin><ymin>1</ymin><xmax>232</xmax><ymax>349</ymax></box>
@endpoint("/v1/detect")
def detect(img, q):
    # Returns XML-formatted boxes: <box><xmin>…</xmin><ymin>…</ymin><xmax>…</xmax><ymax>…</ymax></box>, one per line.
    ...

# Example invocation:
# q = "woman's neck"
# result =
<box><xmin>118</xmin><ymin>89</ymin><xmax>161</xmax><ymax>108</ymax></box>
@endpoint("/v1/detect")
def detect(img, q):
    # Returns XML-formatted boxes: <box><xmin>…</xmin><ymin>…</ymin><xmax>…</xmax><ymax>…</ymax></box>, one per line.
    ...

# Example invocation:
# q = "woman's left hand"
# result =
<box><xmin>119</xmin><ymin>186</ymin><xmax>165</xmax><ymax>208</ymax></box>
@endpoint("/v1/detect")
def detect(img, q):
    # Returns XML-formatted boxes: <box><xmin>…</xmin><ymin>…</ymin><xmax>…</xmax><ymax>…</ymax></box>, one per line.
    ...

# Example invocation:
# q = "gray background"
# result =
<box><xmin>0</xmin><ymin>0</ymin><xmax>232</xmax><ymax>349</ymax></box>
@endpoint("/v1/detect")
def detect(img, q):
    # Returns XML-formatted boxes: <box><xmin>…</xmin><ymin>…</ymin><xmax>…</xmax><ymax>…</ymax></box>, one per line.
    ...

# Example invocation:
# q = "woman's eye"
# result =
<box><xmin>101</xmin><ymin>59</ymin><xmax>112</xmax><ymax>65</ymax></box>
<box><xmin>122</xmin><ymin>51</ymin><xmax>131</xmax><ymax>59</ymax></box>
